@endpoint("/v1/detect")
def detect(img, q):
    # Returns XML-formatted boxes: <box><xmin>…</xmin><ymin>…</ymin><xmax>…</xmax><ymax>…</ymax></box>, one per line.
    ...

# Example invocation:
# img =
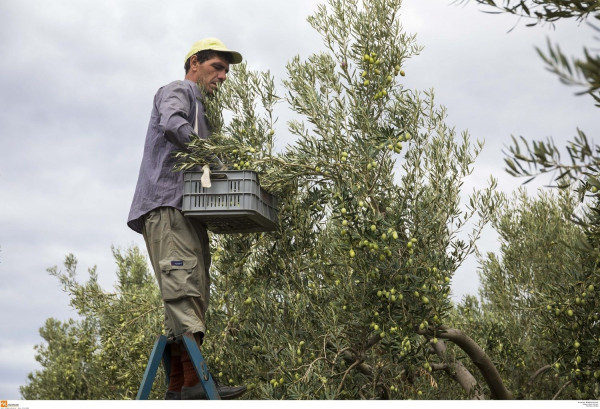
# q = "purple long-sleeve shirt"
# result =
<box><xmin>127</xmin><ymin>79</ymin><xmax>209</xmax><ymax>233</ymax></box>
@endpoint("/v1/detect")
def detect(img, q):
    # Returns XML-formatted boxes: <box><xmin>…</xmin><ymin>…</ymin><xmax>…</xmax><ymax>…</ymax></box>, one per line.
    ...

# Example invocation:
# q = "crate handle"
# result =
<box><xmin>208</xmin><ymin>171</ymin><xmax>230</xmax><ymax>180</ymax></box>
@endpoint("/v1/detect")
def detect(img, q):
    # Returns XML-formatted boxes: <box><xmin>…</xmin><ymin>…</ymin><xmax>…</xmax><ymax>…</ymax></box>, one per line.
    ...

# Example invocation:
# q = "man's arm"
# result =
<box><xmin>156</xmin><ymin>81</ymin><xmax>199</xmax><ymax>149</ymax></box>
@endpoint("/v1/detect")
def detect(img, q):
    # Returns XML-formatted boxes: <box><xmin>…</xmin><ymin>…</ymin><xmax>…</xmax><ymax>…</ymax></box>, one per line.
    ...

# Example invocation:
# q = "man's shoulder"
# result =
<box><xmin>158</xmin><ymin>79</ymin><xmax>196</xmax><ymax>94</ymax></box>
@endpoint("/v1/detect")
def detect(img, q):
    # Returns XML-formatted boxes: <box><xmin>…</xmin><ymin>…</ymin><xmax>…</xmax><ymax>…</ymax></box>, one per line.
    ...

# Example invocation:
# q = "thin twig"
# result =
<box><xmin>337</xmin><ymin>358</ymin><xmax>364</xmax><ymax>395</ymax></box>
<box><xmin>527</xmin><ymin>364</ymin><xmax>552</xmax><ymax>390</ymax></box>
<box><xmin>552</xmin><ymin>380</ymin><xmax>572</xmax><ymax>400</ymax></box>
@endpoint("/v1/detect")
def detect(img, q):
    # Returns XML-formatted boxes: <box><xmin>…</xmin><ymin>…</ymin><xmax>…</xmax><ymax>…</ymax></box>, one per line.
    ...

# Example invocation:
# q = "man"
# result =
<box><xmin>127</xmin><ymin>38</ymin><xmax>246</xmax><ymax>400</ymax></box>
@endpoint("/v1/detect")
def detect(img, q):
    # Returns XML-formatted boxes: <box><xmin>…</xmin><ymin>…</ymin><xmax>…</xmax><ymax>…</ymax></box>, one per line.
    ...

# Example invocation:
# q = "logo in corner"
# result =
<box><xmin>1</xmin><ymin>400</ymin><xmax>7</xmax><ymax>408</ymax></box>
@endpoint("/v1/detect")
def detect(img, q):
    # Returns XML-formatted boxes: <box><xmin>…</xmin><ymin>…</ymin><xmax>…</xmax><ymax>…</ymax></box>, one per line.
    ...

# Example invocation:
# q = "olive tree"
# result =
<box><xmin>20</xmin><ymin>247</ymin><xmax>165</xmax><ymax>400</ymax></box>
<box><xmin>456</xmin><ymin>188</ymin><xmax>599</xmax><ymax>399</ymax></box>
<box><xmin>177</xmin><ymin>0</ymin><xmax>505</xmax><ymax>399</ymax></box>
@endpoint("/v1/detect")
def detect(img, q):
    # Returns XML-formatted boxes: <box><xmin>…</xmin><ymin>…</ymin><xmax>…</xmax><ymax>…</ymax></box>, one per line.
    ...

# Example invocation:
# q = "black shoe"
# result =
<box><xmin>181</xmin><ymin>380</ymin><xmax>247</xmax><ymax>400</ymax></box>
<box><xmin>164</xmin><ymin>390</ymin><xmax>181</xmax><ymax>400</ymax></box>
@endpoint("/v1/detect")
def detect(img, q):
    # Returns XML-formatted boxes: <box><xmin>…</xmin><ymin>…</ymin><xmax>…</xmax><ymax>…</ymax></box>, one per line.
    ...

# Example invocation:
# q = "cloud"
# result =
<box><xmin>0</xmin><ymin>341</ymin><xmax>39</xmax><ymax>399</ymax></box>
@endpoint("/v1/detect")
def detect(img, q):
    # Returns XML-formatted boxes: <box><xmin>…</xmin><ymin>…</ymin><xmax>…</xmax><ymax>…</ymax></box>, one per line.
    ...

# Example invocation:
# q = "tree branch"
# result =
<box><xmin>430</xmin><ymin>363</ymin><xmax>448</xmax><ymax>371</ymax></box>
<box><xmin>337</xmin><ymin>358</ymin><xmax>364</xmax><ymax>395</ymax></box>
<box><xmin>553</xmin><ymin>380</ymin><xmax>572</xmax><ymax>400</ymax></box>
<box><xmin>326</xmin><ymin>336</ymin><xmax>388</xmax><ymax>398</ymax></box>
<box><xmin>431</xmin><ymin>339</ymin><xmax>484</xmax><ymax>399</ymax></box>
<box><xmin>527</xmin><ymin>364</ymin><xmax>552</xmax><ymax>391</ymax></box>
<box><xmin>326</xmin><ymin>341</ymin><xmax>373</xmax><ymax>377</ymax></box>
<box><xmin>423</xmin><ymin>326</ymin><xmax>514</xmax><ymax>399</ymax></box>
<box><xmin>365</xmin><ymin>333</ymin><xmax>383</xmax><ymax>350</ymax></box>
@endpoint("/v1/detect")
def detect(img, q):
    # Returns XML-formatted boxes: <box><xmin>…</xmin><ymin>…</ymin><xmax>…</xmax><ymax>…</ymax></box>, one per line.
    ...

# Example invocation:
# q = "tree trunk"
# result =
<box><xmin>433</xmin><ymin>326</ymin><xmax>514</xmax><ymax>399</ymax></box>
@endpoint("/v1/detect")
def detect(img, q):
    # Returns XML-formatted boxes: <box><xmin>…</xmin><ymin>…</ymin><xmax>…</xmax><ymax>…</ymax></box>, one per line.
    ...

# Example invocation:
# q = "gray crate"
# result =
<box><xmin>182</xmin><ymin>170</ymin><xmax>278</xmax><ymax>234</ymax></box>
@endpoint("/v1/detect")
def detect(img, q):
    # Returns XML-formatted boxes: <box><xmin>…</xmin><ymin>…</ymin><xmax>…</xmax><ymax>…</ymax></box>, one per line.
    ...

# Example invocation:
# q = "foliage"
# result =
<box><xmin>176</xmin><ymin>0</ymin><xmax>503</xmax><ymax>400</ymax></box>
<box><xmin>537</xmin><ymin>38</ymin><xmax>600</xmax><ymax>106</ymax></box>
<box><xmin>20</xmin><ymin>247</ymin><xmax>165</xmax><ymax>400</ymax></box>
<box><xmin>466</xmin><ymin>188</ymin><xmax>600</xmax><ymax>399</ymax></box>
<box><xmin>460</xmin><ymin>0</ymin><xmax>600</xmax><ymax>24</ymax></box>
<box><xmin>459</xmin><ymin>0</ymin><xmax>600</xmax><ymax>400</ymax></box>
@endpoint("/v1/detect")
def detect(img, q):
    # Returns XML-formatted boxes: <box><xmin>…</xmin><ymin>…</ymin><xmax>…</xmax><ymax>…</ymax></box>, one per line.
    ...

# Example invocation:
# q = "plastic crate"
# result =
<box><xmin>182</xmin><ymin>170</ymin><xmax>278</xmax><ymax>234</ymax></box>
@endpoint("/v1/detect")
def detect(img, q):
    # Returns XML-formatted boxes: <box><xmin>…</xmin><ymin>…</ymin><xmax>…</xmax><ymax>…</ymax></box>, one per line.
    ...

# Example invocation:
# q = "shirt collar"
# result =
<box><xmin>184</xmin><ymin>79</ymin><xmax>205</xmax><ymax>102</ymax></box>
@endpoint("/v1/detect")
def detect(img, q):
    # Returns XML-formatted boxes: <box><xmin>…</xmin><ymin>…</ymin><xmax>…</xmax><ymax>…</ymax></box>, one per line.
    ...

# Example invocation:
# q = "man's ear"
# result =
<box><xmin>189</xmin><ymin>54</ymin><xmax>198</xmax><ymax>69</ymax></box>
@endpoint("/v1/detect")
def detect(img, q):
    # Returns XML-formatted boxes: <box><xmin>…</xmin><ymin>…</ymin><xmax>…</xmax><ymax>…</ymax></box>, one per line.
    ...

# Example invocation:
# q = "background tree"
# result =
<box><xmin>455</xmin><ymin>188</ymin><xmax>599</xmax><ymax>399</ymax></box>
<box><xmin>20</xmin><ymin>247</ymin><xmax>165</xmax><ymax>400</ymax></box>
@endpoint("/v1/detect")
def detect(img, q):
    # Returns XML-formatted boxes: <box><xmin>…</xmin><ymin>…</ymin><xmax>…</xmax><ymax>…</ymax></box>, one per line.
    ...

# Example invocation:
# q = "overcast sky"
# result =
<box><xmin>0</xmin><ymin>0</ymin><xmax>596</xmax><ymax>400</ymax></box>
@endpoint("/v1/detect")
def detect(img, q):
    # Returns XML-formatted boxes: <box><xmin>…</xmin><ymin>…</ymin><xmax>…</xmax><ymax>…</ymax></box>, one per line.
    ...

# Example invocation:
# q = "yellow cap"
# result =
<box><xmin>184</xmin><ymin>38</ymin><xmax>243</xmax><ymax>64</ymax></box>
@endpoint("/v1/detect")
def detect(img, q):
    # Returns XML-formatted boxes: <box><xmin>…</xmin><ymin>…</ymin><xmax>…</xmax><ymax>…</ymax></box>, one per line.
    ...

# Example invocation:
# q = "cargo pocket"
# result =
<box><xmin>158</xmin><ymin>257</ymin><xmax>202</xmax><ymax>301</ymax></box>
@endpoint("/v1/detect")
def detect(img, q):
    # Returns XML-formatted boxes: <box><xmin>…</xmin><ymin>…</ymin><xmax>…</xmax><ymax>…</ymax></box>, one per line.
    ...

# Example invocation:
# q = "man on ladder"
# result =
<box><xmin>127</xmin><ymin>37</ymin><xmax>246</xmax><ymax>400</ymax></box>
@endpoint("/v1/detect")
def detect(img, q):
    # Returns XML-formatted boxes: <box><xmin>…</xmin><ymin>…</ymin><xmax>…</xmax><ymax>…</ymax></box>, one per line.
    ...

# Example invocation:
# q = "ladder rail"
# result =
<box><xmin>136</xmin><ymin>335</ymin><xmax>168</xmax><ymax>400</ymax></box>
<box><xmin>136</xmin><ymin>333</ymin><xmax>221</xmax><ymax>400</ymax></box>
<box><xmin>182</xmin><ymin>333</ymin><xmax>221</xmax><ymax>400</ymax></box>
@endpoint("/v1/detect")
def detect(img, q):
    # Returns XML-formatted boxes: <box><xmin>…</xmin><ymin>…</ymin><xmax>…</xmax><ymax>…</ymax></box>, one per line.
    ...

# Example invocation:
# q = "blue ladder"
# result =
<box><xmin>136</xmin><ymin>333</ymin><xmax>221</xmax><ymax>400</ymax></box>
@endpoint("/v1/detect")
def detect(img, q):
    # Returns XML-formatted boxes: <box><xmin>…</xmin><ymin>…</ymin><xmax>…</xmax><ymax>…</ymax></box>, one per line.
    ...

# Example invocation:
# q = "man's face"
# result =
<box><xmin>188</xmin><ymin>55</ymin><xmax>230</xmax><ymax>94</ymax></box>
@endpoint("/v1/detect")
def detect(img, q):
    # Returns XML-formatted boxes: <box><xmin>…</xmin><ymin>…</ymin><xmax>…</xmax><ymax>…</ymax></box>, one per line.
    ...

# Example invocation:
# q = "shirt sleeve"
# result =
<box><xmin>156</xmin><ymin>81</ymin><xmax>198</xmax><ymax>149</ymax></box>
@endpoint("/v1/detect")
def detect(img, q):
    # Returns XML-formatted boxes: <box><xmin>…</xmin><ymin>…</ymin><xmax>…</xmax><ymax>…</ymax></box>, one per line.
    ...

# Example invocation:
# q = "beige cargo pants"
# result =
<box><xmin>142</xmin><ymin>207</ymin><xmax>211</xmax><ymax>339</ymax></box>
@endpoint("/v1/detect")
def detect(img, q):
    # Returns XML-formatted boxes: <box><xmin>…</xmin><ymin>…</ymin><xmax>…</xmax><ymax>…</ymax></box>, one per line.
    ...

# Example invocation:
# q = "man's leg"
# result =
<box><xmin>143</xmin><ymin>207</ymin><xmax>210</xmax><ymax>333</ymax></box>
<box><xmin>143</xmin><ymin>207</ymin><xmax>246</xmax><ymax>400</ymax></box>
<box><xmin>142</xmin><ymin>207</ymin><xmax>210</xmax><ymax>397</ymax></box>
<box><xmin>164</xmin><ymin>342</ymin><xmax>183</xmax><ymax>400</ymax></box>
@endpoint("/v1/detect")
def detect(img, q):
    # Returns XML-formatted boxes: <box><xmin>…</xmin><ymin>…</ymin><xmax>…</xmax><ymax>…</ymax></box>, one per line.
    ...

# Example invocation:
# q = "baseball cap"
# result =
<box><xmin>184</xmin><ymin>38</ymin><xmax>243</xmax><ymax>64</ymax></box>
